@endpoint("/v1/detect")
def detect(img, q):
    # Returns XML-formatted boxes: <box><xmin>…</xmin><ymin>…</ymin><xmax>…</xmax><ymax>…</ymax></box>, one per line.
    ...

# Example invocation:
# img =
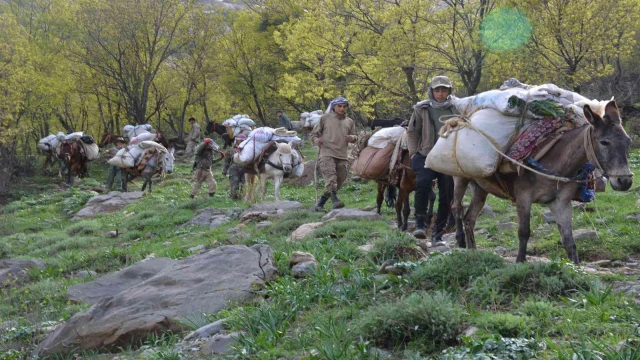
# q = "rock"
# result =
<box><xmin>369</xmin><ymin>347</ymin><xmax>391</xmax><ymax>358</ymax></box>
<box><xmin>225</xmin><ymin>208</ymin><xmax>243</xmax><ymax>220</ymax></box>
<box><xmin>254</xmin><ymin>221</ymin><xmax>273</xmax><ymax>231</ymax></box>
<box><xmin>0</xmin><ymin>320</ymin><xmax>18</xmax><ymax>331</ymax></box>
<box><xmin>290</xmin><ymin>251</ymin><xmax>316</xmax><ymax>266</ymax></box>
<box><xmin>242</xmin><ymin>201</ymin><xmax>304</xmax><ymax>216</ymax></box>
<box><xmin>283</xmin><ymin>160</ymin><xmax>320</xmax><ymax>186</ymax></box>
<box><xmin>120</xmin><ymin>243</ymin><xmax>131</xmax><ymax>248</ymax></box>
<box><xmin>321</xmin><ymin>209</ymin><xmax>383</xmax><ymax>222</ymax></box>
<box><xmin>36</xmin><ymin>245</ymin><xmax>277</xmax><ymax>358</ymax></box>
<box><xmin>612</xmin><ymin>281</ymin><xmax>640</xmax><ymax>300</ymax></box>
<box><xmin>573</xmin><ymin>229</ymin><xmax>598</xmax><ymax>241</ymax></box>
<box><xmin>430</xmin><ymin>244</ymin><xmax>451</xmax><ymax>254</ymax></box>
<box><xmin>589</xmin><ymin>260</ymin><xmax>612</xmax><ymax>268</ymax></box>
<box><xmin>74</xmin><ymin>270</ymin><xmax>97</xmax><ymax>278</ymax></box>
<box><xmin>378</xmin><ymin>259</ymin><xmax>406</xmax><ymax>276</ymax></box>
<box><xmin>228</xmin><ymin>232</ymin><xmax>250</xmax><ymax>244</ymax></box>
<box><xmin>201</xmin><ymin>333</ymin><xmax>241</xmax><ymax>355</ymax></box>
<box><xmin>358</xmin><ymin>244</ymin><xmax>374</xmax><ymax>253</ymax></box>
<box><xmin>188</xmin><ymin>245</ymin><xmax>206</xmax><ymax>254</ymax></box>
<box><xmin>226</xmin><ymin>227</ymin><xmax>241</xmax><ymax>234</ymax></box>
<box><xmin>0</xmin><ymin>259</ymin><xmax>46</xmax><ymax>288</ymax></box>
<box><xmin>291</xmin><ymin>261</ymin><xmax>317</xmax><ymax>278</ymax></box>
<box><xmin>480</xmin><ymin>204</ymin><xmax>495</xmax><ymax>217</ymax></box>
<box><xmin>184</xmin><ymin>319</ymin><xmax>226</xmax><ymax>341</ymax></box>
<box><xmin>611</xmin><ymin>260</ymin><xmax>625</xmax><ymax>268</ymax></box>
<box><xmin>290</xmin><ymin>222</ymin><xmax>324</xmax><ymax>241</ymax></box>
<box><xmin>106</xmin><ymin>231</ymin><xmax>119</xmax><ymax>238</ymax></box>
<box><xmin>475</xmin><ymin>228</ymin><xmax>489</xmax><ymax>236</ymax></box>
<box><xmin>360</xmin><ymin>205</ymin><xmax>376</xmax><ymax>212</ymax></box>
<box><xmin>441</xmin><ymin>233</ymin><xmax>457</xmax><ymax>244</ymax></box>
<box><xmin>179</xmin><ymin>208</ymin><xmax>230</xmax><ymax>229</ymax></box>
<box><xmin>72</xmin><ymin>191</ymin><xmax>145</xmax><ymax>220</ymax></box>
<box><xmin>504</xmin><ymin>256</ymin><xmax>551</xmax><ymax>264</ymax></box>
<box><xmin>543</xmin><ymin>211</ymin><xmax>556</xmax><ymax>224</ymax></box>
<box><xmin>496</xmin><ymin>222</ymin><xmax>517</xmax><ymax>231</ymax></box>
<box><xmin>163</xmin><ymin>242</ymin><xmax>172</xmax><ymax>246</ymax></box>
<box><xmin>636</xmin><ymin>199</ymin><xmax>640</xmax><ymax>208</ymax></box>
<box><xmin>494</xmin><ymin>246</ymin><xmax>508</xmax><ymax>256</ymax></box>
<box><xmin>463</xmin><ymin>326</ymin><xmax>480</xmax><ymax>337</ymax></box>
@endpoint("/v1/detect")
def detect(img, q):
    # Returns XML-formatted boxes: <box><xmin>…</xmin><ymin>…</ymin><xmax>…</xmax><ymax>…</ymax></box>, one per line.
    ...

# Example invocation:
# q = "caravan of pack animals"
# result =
<box><xmin>3</xmin><ymin>1</ymin><xmax>640</xmax><ymax>359</ymax></box>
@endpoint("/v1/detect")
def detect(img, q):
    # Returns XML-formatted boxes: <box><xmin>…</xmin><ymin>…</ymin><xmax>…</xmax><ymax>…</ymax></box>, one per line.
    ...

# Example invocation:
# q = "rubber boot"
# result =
<box><xmin>413</xmin><ymin>215</ymin><xmax>427</xmax><ymax>239</ymax></box>
<box><xmin>209</xmin><ymin>192</ymin><xmax>215</xmax><ymax>198</ymax></box>
<box><xmin>431</xmin><ymin>229</ymin><xmax>445</xmax><ymax>247</ymax></box>
<box><xmin>330</xmin><ymin>192</ymin><xmax>345</xmax><ymax>209</ymax></box>
<box><xmin>314</xmin><ymin>194</ymin><xmax>330</xmax><ymax>212</ymax></box>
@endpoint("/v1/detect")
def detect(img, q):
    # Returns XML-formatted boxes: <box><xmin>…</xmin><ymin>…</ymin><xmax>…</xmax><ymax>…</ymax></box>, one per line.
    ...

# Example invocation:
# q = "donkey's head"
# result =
<box><xmin>583</xmin><ymin>101</ymin><xmax>633</xmax><ymax>191</ymax></box>
<box><xmin>162</xmin><ymin>148</ymin><xmax>175</xmax><ymax>174</ymax></box>
<box><xmin>275</xmin><ymin>143</ymin><xmax>293</xmax><ymax>174</ymax></box>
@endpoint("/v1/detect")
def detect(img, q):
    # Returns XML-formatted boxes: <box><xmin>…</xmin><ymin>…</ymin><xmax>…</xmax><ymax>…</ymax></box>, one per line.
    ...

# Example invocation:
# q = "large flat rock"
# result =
<box><xmin>321</xmin><ymin>209</ymin><xmax>383</xmax><ymax>222</ymax></box>
<box><xmin>35</xmin><ymin>245</ymin><xmax>278</xmax><ymax>358</ymax></box>
<box><xmin>72</xmin><ymin>191</ymin><xmax>145</xmax><ymax>220</ymax></box>
<box><xmin>0</xmin><ymin>259</ymin><xmax>46</xmax><ymax>288</ymax></box>
<box><xmin>178</xmin><ymin>208</ymin><xmax>230</xmax><ymax>229</ymax></box>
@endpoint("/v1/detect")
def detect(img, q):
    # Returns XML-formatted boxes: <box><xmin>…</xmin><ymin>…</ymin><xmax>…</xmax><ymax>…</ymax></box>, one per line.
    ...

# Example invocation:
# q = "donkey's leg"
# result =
<box><xmin>548</xmin><ymin>199</ymin><xmax>579</xmax><ymax>264</ymax></box>
<box><xmin>462</xmin><ymin>181</ymin><xmax>487</xmax><ymax>250</ymax></box>
<box><xmin>259</xmin><ymin>174</ymin><xmax>268</xmax><ymax>202</ymax></box>
<box><xmin>515</xmin><ymin>196</ymin><xmax>533</xmax><ymax>263</ymax></box>
<box><xmin>273</xmin><ymin>175</ymin><xmax>282</xmax><ymax>202</ymax></box>
<box><xmin>395</xmin><ymin>187</ymin><xmax>403</xmax><ymax>230</ymax></box>
<box><xmin>402</xmin><ymin>192</ymin><xmax>411</xmax><ymax>232</ymax></box>
<box><xmin>244</xmin><ymin>174</ymin><xmax>254</xmax><ymax>203</ymax></box>
<box><xmin>122</xmin><ymin>171</ymin><xmax>128</xmax><ymax>192</ymax></box>
<box><xmin>376</xmin><ymin>183</ymin><xmax>385</xmax><ymax>215</ymax></box>
<box><xmin>452</xmin><ymin>177</ymin><xmax>470</xmax><ymax>248</ymax></box>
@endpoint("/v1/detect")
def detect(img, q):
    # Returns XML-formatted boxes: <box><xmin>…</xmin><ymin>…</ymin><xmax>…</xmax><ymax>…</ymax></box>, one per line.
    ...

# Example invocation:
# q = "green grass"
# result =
<box><xmin>1</xmin><ymin>146</ymin><xmax>640</xmax><ymax>359</ymax></box>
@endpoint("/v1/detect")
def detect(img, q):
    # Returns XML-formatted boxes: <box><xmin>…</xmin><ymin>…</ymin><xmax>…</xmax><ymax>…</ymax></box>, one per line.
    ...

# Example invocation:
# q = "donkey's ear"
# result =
<box><xmin>583</xmin><ymin>105</ymin><xmax>602</xmax><ymax>126</ymax></box>
<box><xmin>604</xmin><ymin>100</ymin><xmax>621</xmax><ymax>124</ymax></box>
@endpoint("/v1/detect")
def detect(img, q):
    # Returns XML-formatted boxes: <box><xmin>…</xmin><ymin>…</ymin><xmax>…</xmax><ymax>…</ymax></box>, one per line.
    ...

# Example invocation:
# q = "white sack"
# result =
<box><xmin>108</xmin><ymin>146</ymin><xmax>145</xmax><ymax>168</ymax></box>
<box><xmin>37</xmin><ymin>135</ymin><xmax>58</xmax><ymax>152</ymax></box>
<box><xmin>65</xmin><ymin>132</ymin><xmax>84</xmax><ymax>141</ymax></box>
<box><xmin>235</xmin><ymin>140</ymin><xmax>270</xmax><ymax>165</ymax></box>
<box><xmin>129</xmin><ymin>132</ymin><xmax>156</xmax><ymax>145</ymax></box>
<box><xmin>138</xmin><ymin>140</ymin><xmax>167</xmax><ymax>152</ymax></box>
<box><xmin>368</xmin><ymin>127</ymin><xmax>406</xmax><ymax>149</ymax></box>
<box><xmin>123</xmin><ymin>125</ymin><xmax>135</xmax><ymax>135</ymax></box>
<box><xmin>237</xmin><ymin>118</ymin><xmax>256</xmax><ymax>127</ymax></box>
<box><xmin>222</xmin><ymin>119</ymin><xmax>237</xmax><ymax>127</ymax></box>
<box><xmin>425</xmin><ymin>108</ymin><xmax>527</xmax><ymax>178</ymax></box>
<box><xmin>129</xmin><ymin>126</ymin><xmax>151</xmax><ymax>138</ymax></box>
<box><xmin>82</xmin><ymin>142</ymin><xmax>100</xmax><ymax>161</ymax></box>
<box><xmin>304</xmin><ymin>114</ymin><xmax>322</xmax><ymax>128</ymax></box>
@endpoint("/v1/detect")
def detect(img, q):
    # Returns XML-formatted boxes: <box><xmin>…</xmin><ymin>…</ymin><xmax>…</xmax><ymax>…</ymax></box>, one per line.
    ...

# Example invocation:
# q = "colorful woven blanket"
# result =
<box><xmin>506</xmin><ymin>117</ymin><xmax>563</xmax><ymax>161</ymax></box>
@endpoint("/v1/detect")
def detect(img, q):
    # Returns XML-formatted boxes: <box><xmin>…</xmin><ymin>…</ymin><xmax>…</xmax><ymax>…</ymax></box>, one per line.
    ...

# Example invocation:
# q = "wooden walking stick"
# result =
<box><xmin>314</xmin><ymin>145</ymin><xmax>320</xmax><ymax>204</ymax></box>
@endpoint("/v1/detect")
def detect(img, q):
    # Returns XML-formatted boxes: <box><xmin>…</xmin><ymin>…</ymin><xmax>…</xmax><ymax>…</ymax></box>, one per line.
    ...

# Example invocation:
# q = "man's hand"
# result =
<box><xmin>345</xmin><ymin>135</ymin><xmax>357</xmax><ymax>143</ymax></box>
<box><xmin>314</xmin><ymin>138</ymin><xmax>323</xmax><ymax>147</ymax></box>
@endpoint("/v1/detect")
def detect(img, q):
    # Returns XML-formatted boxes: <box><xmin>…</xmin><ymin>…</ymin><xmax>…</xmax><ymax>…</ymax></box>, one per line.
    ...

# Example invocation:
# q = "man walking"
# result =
<box><xmin>276</xmin><ymin>110</ymin><xmax>292</xmax><ymax>130</ymax></box>
<box><xmin>222</xmin><ymin>133</ymin><xmax>247</xmax><ymax>200</ymax></box>
<box><xmin>185</xmin><ymin>117</ymin><xmax>202</xmax><ymax>154</ymax></box>
<box><xmin>105</xmin><ymin>137</ymin><xmax>126</xmax><ymax>191</ymax></box>
<box><xmin>407</xmin><ymin>76</ymin><xmax>458</xmax><ymax>243</ymax></box>
<box><xmin>190</xmin><ymin>138</ymin><xmax>223</xmax><ymax>199</ymax></box>
<box><xmin>309</xmin><ymin>97</ymin><xmax>357</xmax><ymax>211</ymax></box>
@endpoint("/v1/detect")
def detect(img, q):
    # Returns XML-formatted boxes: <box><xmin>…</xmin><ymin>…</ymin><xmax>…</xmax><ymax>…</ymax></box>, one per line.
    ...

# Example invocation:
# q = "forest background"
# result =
<box><xmin>1</xmin><ymin>0</ymin><xmax>640</xmax><ymax>193</ymax></box>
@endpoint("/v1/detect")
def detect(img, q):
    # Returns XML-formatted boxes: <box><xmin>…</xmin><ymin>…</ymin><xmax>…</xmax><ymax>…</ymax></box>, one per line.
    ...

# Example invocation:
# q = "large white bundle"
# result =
<box><xmin>304</xmin><ymin>114</ymin><xmax>322</xmax><ymax>128</ymax></box>
<box><xmin>233</xmin><ymin>125</ymin><xmax>253</xmax><ymax>137</ymax></box>
<box><xmin>222</xmin><ymin>119</ymin><xmax>237</xmax><ymax>127</ymax></box>
<box><xmin>129</xmin><ymin>125</ymin><xmax>152</xmax><ymax>138</ymax></box>
<box><xmin>242</xmin><ymin>127</ymin><xmax>273</xmax><ymax>145</ymax></box>
<box><xmin>108</xmin><ymin>146</ymin><xmax>145</xmax><ymax>168</ymax></box>
<box><xmin>138</xmin><ymin>140</ymin><xmax>167</xmax><ymax>152</ymax></box>
<box><xmin>310</xmin><ymin>110</ymin><xmax>323</xmax><ymax>115</ymax></box>
<box><xmin>234</xmin><ymin>140</ymin><xmax>270</xmax><ymax>165</ymax></box>
<box><xmin>82</xmin><ymin>142</ymin><xmax>100</xmax><ymax>161</ymax></box>
<box><xmin>65</xmin><ymin>132</ymin><xmax>84</xmax><ymax>141</ymax></box>
<box><xmin>37</xmin><ymin>135</ymin><xmax>58</xmax><ymax>152</ymax></box>
<box><xmin>368</xmin><ymin>127</ymin><xmax>405</xmax><ymax>149</ymax></box>
<box><xmin>237</xmin><ymin>118</ymin><xmax>256</xmax><ymax>127</ymax></box>
<box><xmin>426</xmin><ymin>108</ymin><xmax>526</xmax><ymax>178</ymax></box>
<box><xmin>123</xmin><ymin>125</ymin><xmax>135</xmax><ymax>135</ymax></box>
<box><xmin>129</xmin><ymin>132</ymin><xmax>156</xmax><ymax>145</ymax></box>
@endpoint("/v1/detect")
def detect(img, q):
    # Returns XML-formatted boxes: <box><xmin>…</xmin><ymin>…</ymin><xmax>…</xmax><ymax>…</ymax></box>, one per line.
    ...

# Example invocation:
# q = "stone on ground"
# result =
<box><xmin>0</xmin><ymin>259</ymin><xmax>46</xmax><ymax>289</ymax></box>
<box><xmin>291</xmin><ymin>261</ymin><xmax>317</xmax><ymax>278</ymax></box>
<box><xmin>496</xmin><ymin>222</ymin><xmax>517</xmax><ymax>231</ymax></box>
<box><xmin>184</xmin><ymin>319</ymin><xmax>227</xmax><ymax>341</ymax></box>
<box><xmin>289</xmin><ymin>251</ymin><xmax>316</xmax><ymax>266</ymax></box>
<box><xmin>321</xmin><ymin>209</ymin><xmax>383</xmax><ymax>222</ymax></box>
<box><xmin>179</xmin><ymin>208</ymin><xmax>230</xmax><ymax>229</ymax></box>
<box><xmin>240</xmin><ymin>201</ymin><xmax>304</xmax><ymax>222</ymax></box>
<box><xmin>201</xmin><ymin>333</ymin><xmax>241</xmax><ymax>355</ymax></box>
<box><xmin>72</xmin><ymin>191</ymin><xmax>145</xmax><ymax>220</ymax></box>
<box><xmin>254</xmin><ymin>221</ymin><xmax>272</xmax><ymax>231</ymax></box>
<box><xmin>36</xmin><ymin>245</ymin><xmax>278</xmax><ymax>358</ymax></box>
<box><xmin>290</xmin><ymin>222</ymin><xmax>324</xmax><ymax>241</ymax></box>
<box><xmin>573</xmin><ymin>229</ymin><xmax>598</xmax><ymax>241</ymax></box>
<box><xmin>543</xmin><ymin>211</ymin><xmax>556</xmax><ymax>224</ymax></box>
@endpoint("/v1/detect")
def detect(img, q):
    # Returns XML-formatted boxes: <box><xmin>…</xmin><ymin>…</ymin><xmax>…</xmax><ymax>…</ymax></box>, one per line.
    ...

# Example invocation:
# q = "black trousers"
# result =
<box><xmin>411</xmin><ymin>153</ymin><xmax>454</xmax><ymax>232</ymax></box>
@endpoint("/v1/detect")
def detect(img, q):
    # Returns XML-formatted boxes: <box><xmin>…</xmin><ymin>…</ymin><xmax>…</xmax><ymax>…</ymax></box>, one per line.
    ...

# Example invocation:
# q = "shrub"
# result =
<box><xmin>470</xmin><ymin>312</ymin><xmax>535</xmax><ymax>337</ymax></box>
<box><xmin>369</xmin><ymin>232</ymin><xmax>423</xmax><ymax>263</ymax></box>
<box><xmin>355</xmin><ymin>291</ymin><xmax>466</xmax><ymax>349</ymax></box>
<box><xmin>469</xmin><ymin>262</ymin><xmax>590</xmax><ymax>306</ymax></box>
<box><xmin>410</xmin><ymin>251</ymin><xmax>506</xmax><ymax>291</ymax></box>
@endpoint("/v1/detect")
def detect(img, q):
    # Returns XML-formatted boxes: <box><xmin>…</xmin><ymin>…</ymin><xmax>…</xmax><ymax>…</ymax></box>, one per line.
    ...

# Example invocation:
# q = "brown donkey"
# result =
<box><xmin>453</xmin><ymin>101</ymin><xmax>633</xmax><ymax>264</ymax></box>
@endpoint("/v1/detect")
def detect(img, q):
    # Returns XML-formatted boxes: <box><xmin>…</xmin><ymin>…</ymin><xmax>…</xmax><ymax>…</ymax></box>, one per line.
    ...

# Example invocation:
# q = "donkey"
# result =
<box><xmin>453</xmin><ymin>101</ymin><xmax>633</xmax><ymax>264</ymax></box>
<box><xmin>122</xmin><ymin>148</ymin><xmax>175</xmax><ymax>193</ymax></box>
<box><xmin>58</xmin><ymin>139</ymin><xmax>89</xmax><ymax>186</ymax></box>
<box><xmin>205</xmin><ymin>121</ymin><xmax>232</xmax><ymax>149</ymax></box>
<box><xmin>244</xmin><ymin>143</ymin><xmax>296</xmax><ymax>202</ymax></box>
<box><xmin>99</xmin><ymin>133</ymin><xmax>123</xmax><ymax>148</ymax></box>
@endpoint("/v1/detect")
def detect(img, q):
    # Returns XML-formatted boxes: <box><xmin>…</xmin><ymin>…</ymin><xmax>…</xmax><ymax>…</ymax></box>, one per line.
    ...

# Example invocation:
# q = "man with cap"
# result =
<box><xmin>185</xmin><ymin>117</ymin><xmax>202</xmax><ymax>154</ymax></box>
<box><xmin>309</xmin><ymin>96</ymin><xmax>357</xmax><ymax>211</ymax></box>
<box><xmin>191</xmin><ymin>138</ymin><xmax>223</xmax><ymax>199</ymax></box>
<box><xmin>407</xmin><ymin>75</ymin><xmax>458</xmax><ymax>243</ymax></box>
<box><xmin>222</xmin><ymin>133</ymin><xmax>247</xmax><ymax>200</ymax></box>
<box><xmin>276</xmin><ymin>110</ymin><xmax>292</xmax><ymax>131</ymax></box>
<box><xmin>105</xmin><ymin>137</ymin><xmax>126</xmax><ymax>191</ymax></box>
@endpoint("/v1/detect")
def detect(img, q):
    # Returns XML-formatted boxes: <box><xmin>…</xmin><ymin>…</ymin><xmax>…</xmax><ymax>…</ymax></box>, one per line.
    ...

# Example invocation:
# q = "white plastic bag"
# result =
<box><xmin>129</xmin><ymin>132</ymin><xmax>156</xmax><ymax>145</ymax></box>
<box><xmin>65</xmin><ymin>132</ymin><xmax>84</xmax><ymax>141</ymax></box>
<box><xmin>367</xmin><ymin>127</ymin><xmax>405</xmax><ymax>149</ymax></box>
<box><xmin>108</xmin><ymin>146</ymin><xmax>145</xmax><ymax>168</ymax></box>
<box><xmin>425</xmin><ymin>108</ymin><xmax>527</xmax><ymax>178</ymax></box>
<box><xmin>82</xmin><ymin>142</ymin><xmax>100</xmax><ymax>161</ymax></box>
<box><xmin>138</xmin><ymin>140</ymin><xmax>167</xmax><ymax>152</ymax></box>
<box><xmin>238</xmin><ymin>118</ymin><xmax>256</xmax><ymax>127</ymax></box>
<box><xmin>37</xmin><ymin>135</ymin><xmax>58</xmax><ymax>152</ymax></box>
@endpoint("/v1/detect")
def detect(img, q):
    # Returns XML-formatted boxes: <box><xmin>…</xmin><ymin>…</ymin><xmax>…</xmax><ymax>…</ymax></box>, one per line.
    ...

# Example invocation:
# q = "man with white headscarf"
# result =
<box><xmin>407</xmin><ymin>76</ymin><xmax>458</xmax><ymax>243</ymax></box>
<box><xmin>309</xmin><ymin>97</ymin><xmax>357</xmax><ymax>211</ymax></box>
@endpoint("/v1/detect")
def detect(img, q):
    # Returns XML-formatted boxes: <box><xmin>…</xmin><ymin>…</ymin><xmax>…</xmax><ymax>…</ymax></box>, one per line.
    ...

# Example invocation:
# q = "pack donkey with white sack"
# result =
<box><xmin>109</xmin><ymin>141</ymin><xmax>175</xmax><ymax>194</ymax></box>
<box><xmin>430</xmin><ymin>90</ymin><xmax>633</xmax><ymax>264</ymax></box>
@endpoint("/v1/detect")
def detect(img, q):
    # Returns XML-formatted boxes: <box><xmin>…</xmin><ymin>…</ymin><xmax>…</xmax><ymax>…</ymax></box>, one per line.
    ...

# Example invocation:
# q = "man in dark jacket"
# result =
<box><xmin>105</xmin><ymin>137</ymin><xmax>126</xmax><ymax>191</ymax></box>
<box><xmin>190</xmin><ymin>138</ymin><xmax>223</xmax><ymax>199</ymax></box>
<box><xmin>276</xmin><ymin>110</ymin><xmax>292</xmax><ymax>130</ymax></box>
<box><xmin>406</xmin><ymin>76</ymin><xmax>458</xmax><ymax>243</ymax></box>
<box><xmin>222</xmin><ymin>133</ymin><xmax>247</xmax><ymax>200</ymax></box>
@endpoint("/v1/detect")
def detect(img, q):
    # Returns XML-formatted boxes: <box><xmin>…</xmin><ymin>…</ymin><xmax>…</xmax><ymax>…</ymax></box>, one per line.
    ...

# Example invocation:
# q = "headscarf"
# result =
<box><xmin>426</xmin><ymin>86</ymin><xmax>455</xmax><ymax>109</ymax></box>
<box><xmin>325</xmin><ymin>97</ymin><xmax>350</xmax><ymax>114</ymax></box>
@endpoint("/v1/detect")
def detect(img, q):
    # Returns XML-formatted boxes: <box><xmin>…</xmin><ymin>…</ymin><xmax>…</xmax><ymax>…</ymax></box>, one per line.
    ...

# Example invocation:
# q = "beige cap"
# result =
<box><xmin>430</xmin><ymin>75</ymin><xmax>453</xmax><ymax>89</ymax></box>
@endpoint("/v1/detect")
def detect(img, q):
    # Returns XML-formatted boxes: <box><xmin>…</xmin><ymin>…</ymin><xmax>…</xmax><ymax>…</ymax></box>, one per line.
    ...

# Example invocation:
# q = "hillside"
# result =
<box><xmin>1</xmin><ymin>143</ymin><xmax>640</xmax><ymax>359</ymax></box>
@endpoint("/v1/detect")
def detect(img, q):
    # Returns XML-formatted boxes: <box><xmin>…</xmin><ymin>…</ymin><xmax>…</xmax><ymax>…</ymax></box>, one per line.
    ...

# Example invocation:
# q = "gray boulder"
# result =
<box><xmin>240</xmin><ymin>201</ymin><xmax>305</xmax><ymax>222</ymax></box>
<box><xmin>0</xmin><ymin>259</ymin><xmax>46</xmax><ymax>288</ymax></box>
<box><xmin>574</xmin><ymin>229</ymin><xmax>598</xmax><ymax>241</ymax></box>
<box><xmin>201</xmin><ymin>333</ymin><xmax>241</xmax><ymax>355</ymax></box>
<box><xmin>184</xmin><ymin>319</ymin><xmax>226</xmax><ymax>341</ymax></box>
<box><xmin>35</xmin><ymin>245</ymin><xmax>278</xmax><ymax>358</ymax></box>
<box><xmin>321</xmin><ymin>209</ymin><xmax>383</xmax><ymax>222</ymax></box>
<box><xmin>291</xmin><ymin>261</ymin><xmax>317</xmax><ymax>278</ymax></box>
<box><xmin>72</xmin><ymin>191</ymin><xmax>145</xmax><ymax>220</ymax></box>
<box><xmin>179</xmin><ymin>208</ymin><xmax>230</xmax><ymax>229</ymax></box>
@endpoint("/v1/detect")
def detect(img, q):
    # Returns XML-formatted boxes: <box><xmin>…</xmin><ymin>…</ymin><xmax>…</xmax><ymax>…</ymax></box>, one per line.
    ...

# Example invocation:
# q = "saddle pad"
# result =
<box><xmin>506</xmin><ymin>117</ymin><xmax>563</xmax><ymax>161</ymax></box>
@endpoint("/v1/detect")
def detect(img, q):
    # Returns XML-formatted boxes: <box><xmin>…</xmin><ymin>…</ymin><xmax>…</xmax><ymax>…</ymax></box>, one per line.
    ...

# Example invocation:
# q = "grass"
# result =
<box><xmin>1</xmin><ymin>145</ymin><xmax>640</xmax><ymax>359</ymax></box>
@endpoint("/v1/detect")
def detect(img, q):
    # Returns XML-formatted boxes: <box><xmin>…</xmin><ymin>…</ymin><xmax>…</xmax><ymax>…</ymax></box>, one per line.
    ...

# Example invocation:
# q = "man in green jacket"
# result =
<box><xmin>276</xmin><ymin>110</ymin><xmax>292</xmax><ymax>130</ymax></box>
<box><xmin>406</xmin><ymin>76</ymin><xmax>458</xmax><ymax>243</ymax></box>
<box><xmin>309</xmin><ymin>97</ymin><xmax>357</xmax><ymax>211</ymax></box>
<box><xmin>190</xmin><ymin>138</ymin><xmax>223</xmax><ymax>199</ymax></box>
